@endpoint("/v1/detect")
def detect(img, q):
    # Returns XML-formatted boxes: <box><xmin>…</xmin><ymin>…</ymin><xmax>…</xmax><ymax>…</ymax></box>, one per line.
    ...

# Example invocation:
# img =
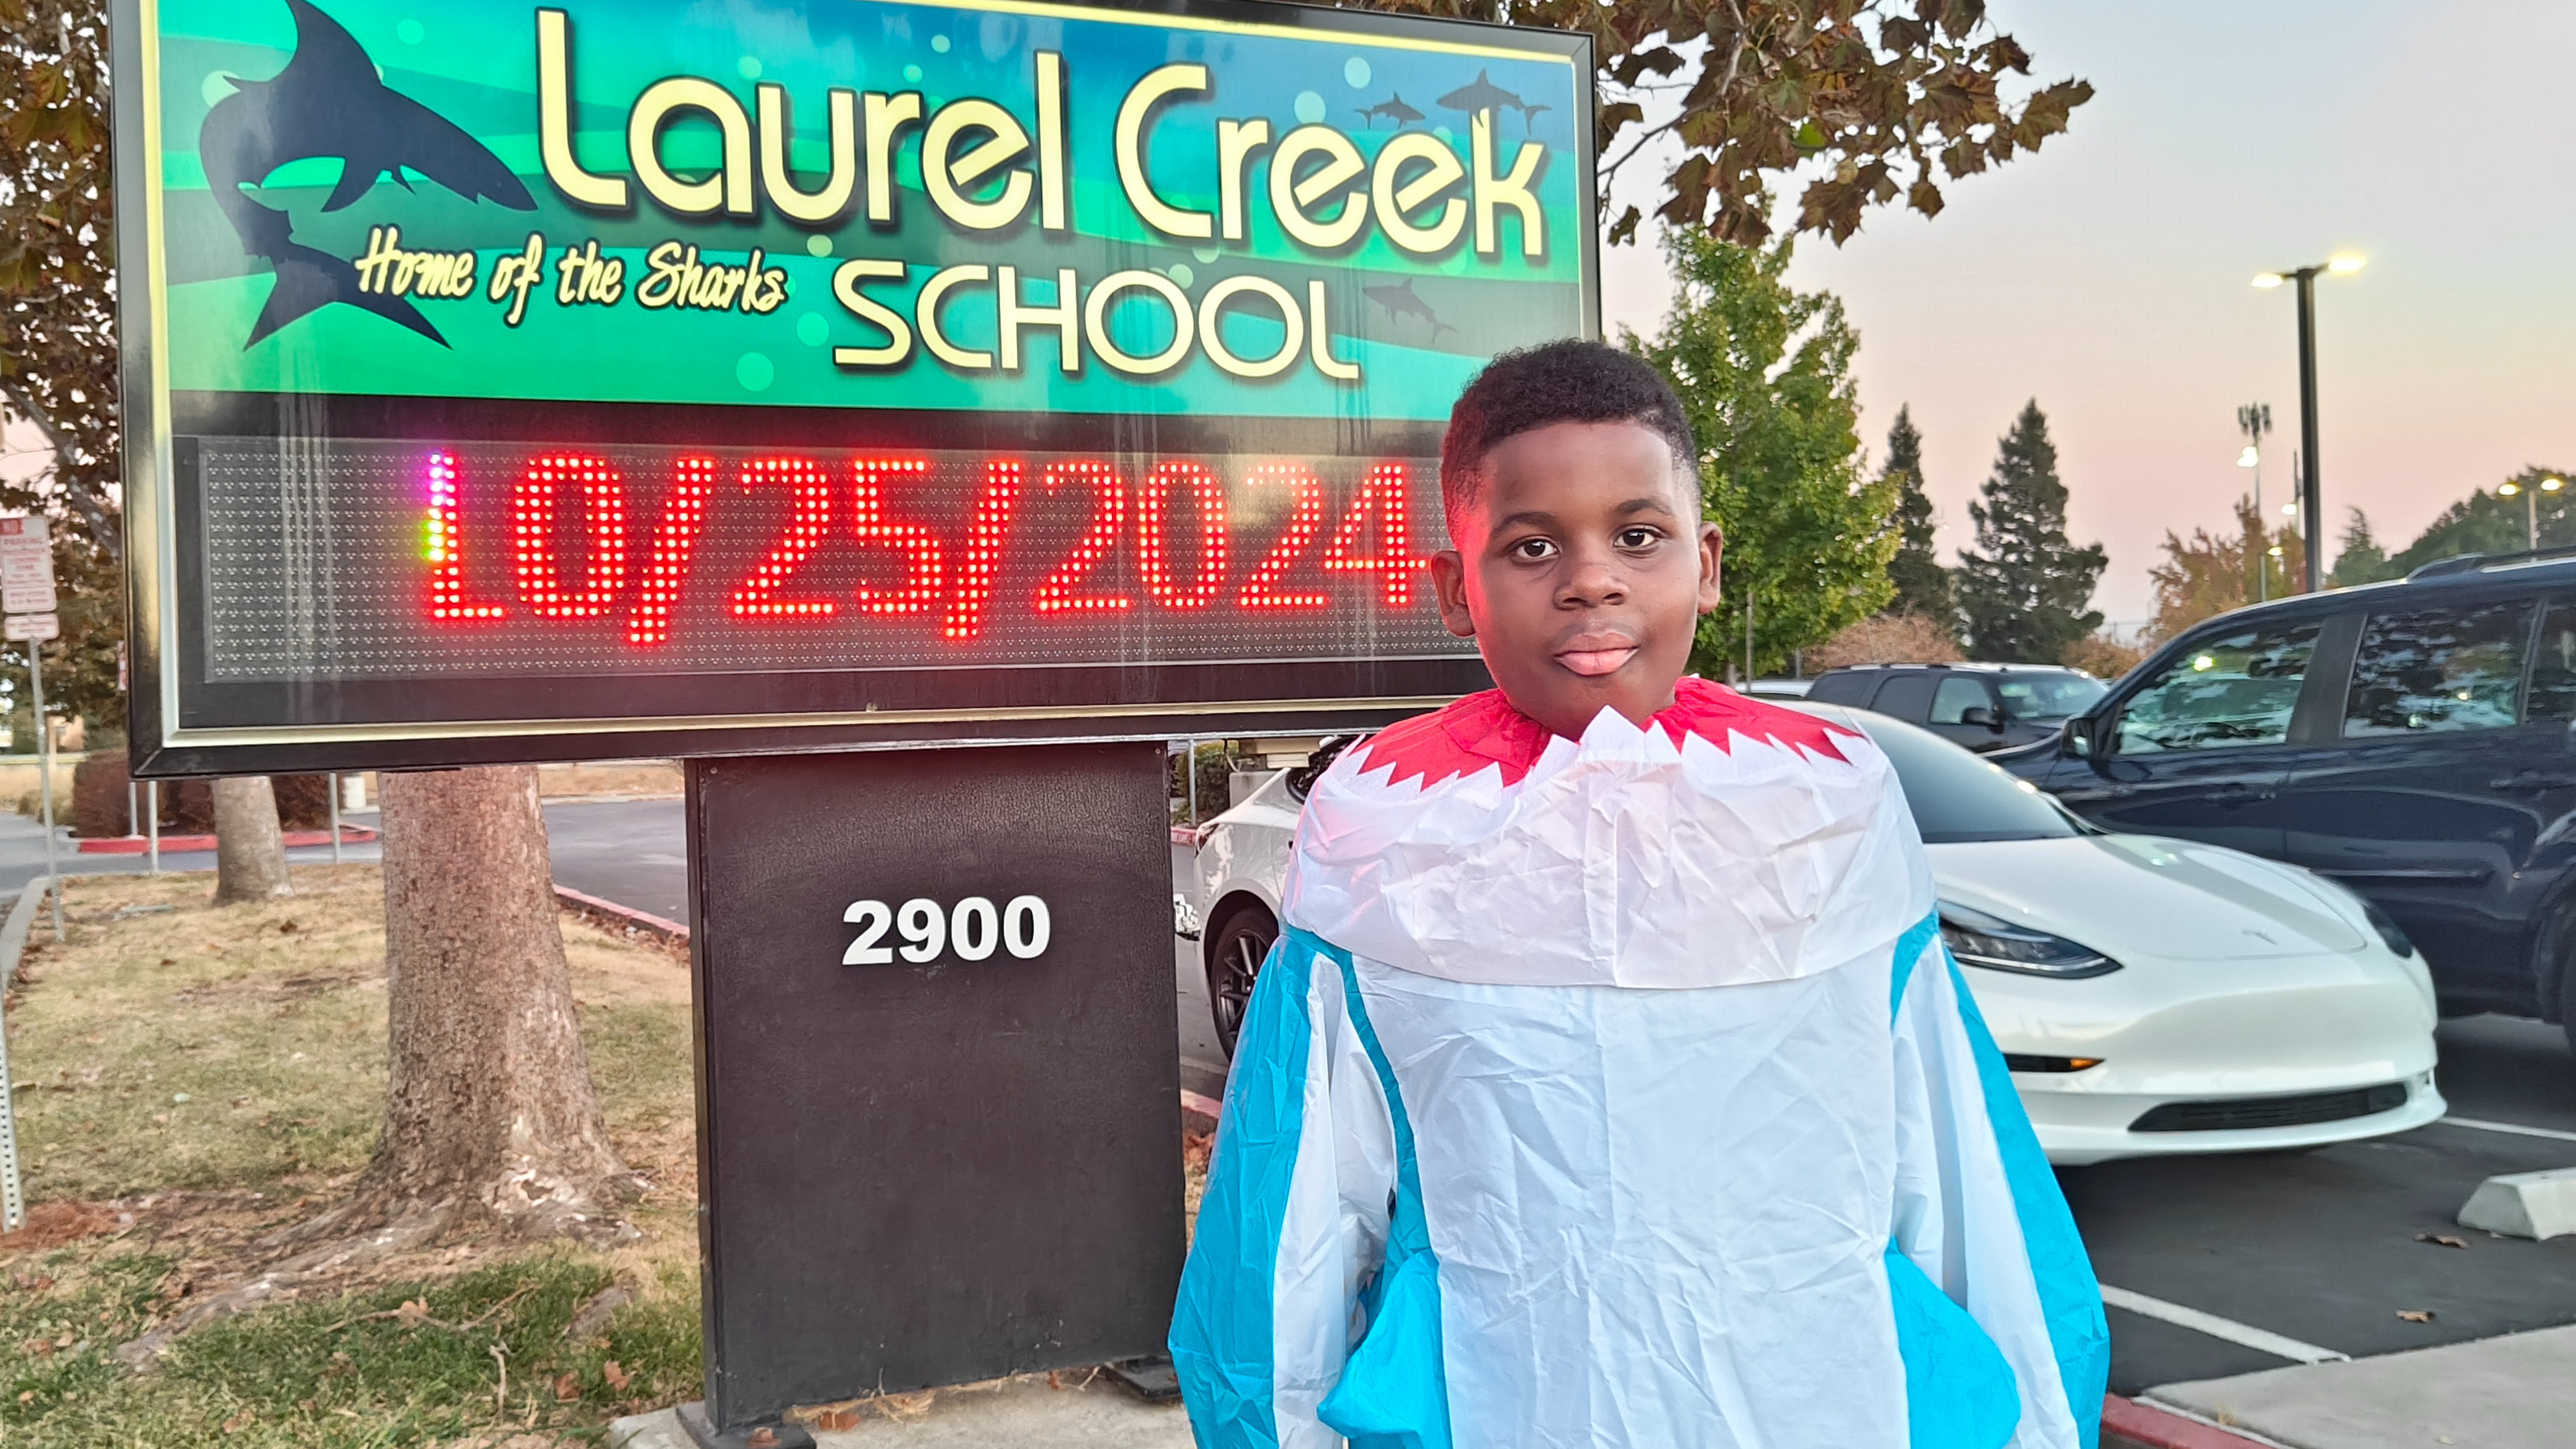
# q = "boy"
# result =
<box><xmin>1169</xmin><ymin>341</ymin><xmax>2108</xmax><ymax>1448</ymax></box>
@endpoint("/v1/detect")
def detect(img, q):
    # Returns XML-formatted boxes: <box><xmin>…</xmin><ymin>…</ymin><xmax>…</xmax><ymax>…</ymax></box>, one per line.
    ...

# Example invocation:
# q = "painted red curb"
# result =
<box><xmin>1181</xmin><ymin>1089</ymin><xmax>1223</xmax><ymax>1128</ymax></box>
<box><xmin>2104</xmin><ymin>1394</ymin><xmax>2276</xmax><ymax>1449</ymax></box>
<box><xmin>75</xmin><ymin>825</ymin><xmax>376</xmax><ymax>854</ymax></box>
<box><xmin>554</xmin><ymin>884</ymin><xmax>691</xmax><ymax>944</ymax></box>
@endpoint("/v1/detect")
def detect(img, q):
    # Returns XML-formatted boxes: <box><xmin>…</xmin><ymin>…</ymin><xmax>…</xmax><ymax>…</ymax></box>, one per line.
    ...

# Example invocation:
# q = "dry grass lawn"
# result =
<box><xmin>0</xmin><ymin>867</ymin><xmax>703</xmax><ymax>1447</ymax></box>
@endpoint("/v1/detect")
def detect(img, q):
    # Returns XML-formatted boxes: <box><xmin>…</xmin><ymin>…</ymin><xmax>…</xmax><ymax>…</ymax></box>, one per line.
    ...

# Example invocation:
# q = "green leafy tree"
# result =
<box><xmin>1627</xmin><ymin>228</ymin><xmax>1895</xmax><ymax>678</ymax></box>
<box><xmin>2384</xmin><ymin>467</ymin><xmax>2576</xmax><ymax>576</ymax></box>
<box><xmin>1954</xmin><ymin>400</ymin><xmax>2104</xmax><ymax>662</ymax></box>
<box><xmin>2329</xmin><ymin>508</ymin><xmax>2395</xmax><ymax>588</ymax></box>
<box><xmin>1</xmin><ymin>0</ymin><xmax>122</xmax><ymax>745</ymax></box>
<box><xmin>1880</xmin><ymin>406</ymin><xmax>1953</xmax><ymax>628</ymax></box>
<box><xmin>1</xmin><ymin>0</ymin><xmax>117</xmax><ymax>552</ymax></box>
<box><xmin>1364</xmin><ymin>0</ymin><xmax>2092</xmax><ymax>245</ymax></box>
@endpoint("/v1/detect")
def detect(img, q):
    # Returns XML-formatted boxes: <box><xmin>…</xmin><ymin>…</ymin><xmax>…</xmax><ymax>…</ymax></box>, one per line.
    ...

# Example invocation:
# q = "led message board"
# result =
<box><xmin>116</xmin><ymin>0</ymin><xmax>1597</xmax><ymax>773</ymax></box>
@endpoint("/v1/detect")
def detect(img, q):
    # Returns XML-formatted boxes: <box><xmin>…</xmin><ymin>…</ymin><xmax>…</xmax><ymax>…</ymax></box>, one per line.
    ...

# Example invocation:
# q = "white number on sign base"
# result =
<box><xmin>841</xmin><ymin>895</ymin><xmax>1050</xmax><ymax>966</ymax></box>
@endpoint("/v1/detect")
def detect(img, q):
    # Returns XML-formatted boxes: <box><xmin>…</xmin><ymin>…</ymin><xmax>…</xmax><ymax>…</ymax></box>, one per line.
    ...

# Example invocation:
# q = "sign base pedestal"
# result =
<box><xmin>688</xmin><ymin>742</ymin><xmax>1185</xmax><ymax>1431</ymax></box>
<box><xmin>676</xmin><ymin>1401</ymin><xmax>815</xmax><ymax>1449</ymax></box>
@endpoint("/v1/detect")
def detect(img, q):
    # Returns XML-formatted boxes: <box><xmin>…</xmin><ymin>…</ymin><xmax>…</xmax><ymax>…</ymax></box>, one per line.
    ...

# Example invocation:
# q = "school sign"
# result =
<box><xmin>117</xmin><ymin>0</ymin><xmax>1597</xmax><ymax>773</ymax></box>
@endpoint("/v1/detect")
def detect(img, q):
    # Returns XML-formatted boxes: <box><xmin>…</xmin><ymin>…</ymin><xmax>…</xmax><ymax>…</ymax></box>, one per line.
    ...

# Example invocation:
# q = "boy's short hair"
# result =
<box><xmin>1438</xmin><ymin>339</ymin><xmax>1700</xmax><ymax>540</ymax></box>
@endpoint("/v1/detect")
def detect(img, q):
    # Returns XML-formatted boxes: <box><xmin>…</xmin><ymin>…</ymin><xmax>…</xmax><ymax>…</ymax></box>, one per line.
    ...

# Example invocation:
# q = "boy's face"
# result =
<box><xmin>1430</xmin><ymin>420</ymin><xmax>1723</xmax><ymax>740</ymax></box>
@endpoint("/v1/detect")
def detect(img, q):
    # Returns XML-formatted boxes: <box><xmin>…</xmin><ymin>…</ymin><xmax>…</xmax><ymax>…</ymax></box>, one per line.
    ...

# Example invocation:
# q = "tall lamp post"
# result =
<box><xmin>2254</xmin><ymin>255</ymin><xmax>2365</xmax><ymax>592</ymax></box>
<box><xmin>2497</xmin><ymin>475</ymin><xmax>2567</xmax><ymax>552</ymax></box>
<box><xmin>2237</xmin><ymin>402</ymin><xmax>2273</xmax><ymax>601</ymax></box>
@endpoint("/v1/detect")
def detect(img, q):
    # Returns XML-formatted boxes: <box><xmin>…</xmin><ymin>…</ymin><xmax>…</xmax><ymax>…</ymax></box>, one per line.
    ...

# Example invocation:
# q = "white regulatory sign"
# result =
<box><xmin>3</xmin><ymin>613</ymin><xmax>59</xmax><ymax>643</ymax></box>
<box><xmin>0</xmin><ymin>517</ymin><xmax>53</xmax><ymax>616</ymax></box>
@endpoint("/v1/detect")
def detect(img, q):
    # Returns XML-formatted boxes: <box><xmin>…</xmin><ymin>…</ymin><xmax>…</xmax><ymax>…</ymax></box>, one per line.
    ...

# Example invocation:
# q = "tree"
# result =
<box><xmin>0</xmin><ymin>0</ymin><xmax>120</xmax><ymax>555</ymax></box>
<box><xmin>2060</xmin><ymin>631</ymin><xmax>2144</xmax><ymax>680</ymax></box>
<box><xmin>2143</xmin><ymin>495</ymin><xmax>2304</xmax><ymax>643</ymax></box>
<box><xmin>211</xmin><ymin>777</ymin><xmax>292</xmax><ymax>902</ymax></box>
<box><xmin>2383</xmin><ymin>466</ymin><xmax>2576</xmax><ymax>576</ymax></box>
<box><xmin>1628</xmin><ymin>227</ymin><xmax>1895</xmax><ymax>678</ymax></box>
<box><xmin>2329</xmin><ymin>508</ymin><xmax>2394</xmax><ymax>588</ymax></box>
<box><xmin>1361</xmin><ymin>0</ymin><xmax>2091</xmax><ymax>246</ymax></box>
<box><xmin>1954</xmin><ymin>401</ymin><xmax>2105</xmax><ymax>662</ymax></box>
<box><xmin>2</xmin><ymin>1</ymin><xmax>125</xmax><ymax>750</ymax></box>
<box><xmin>366</xmin><ymin>767</ymin><xmax>630</xmax><ymax>1241</ymax></box>
<box><xmin>1811</xmin><ymin>612</ymin><xmax>1960</xmax><ymax>668</ymax></box>
<box><xmin>1880</xmin><ymin>406</ymin><xmax>1953</xmax><ymax>629</ymax></box>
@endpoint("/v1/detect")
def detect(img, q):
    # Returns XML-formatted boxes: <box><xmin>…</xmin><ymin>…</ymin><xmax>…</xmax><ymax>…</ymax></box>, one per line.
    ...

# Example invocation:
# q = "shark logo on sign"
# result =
<box><xmin>199</xmin><ymin>0</ymin><xmax>536</xmax><ymax>347</ymax></box>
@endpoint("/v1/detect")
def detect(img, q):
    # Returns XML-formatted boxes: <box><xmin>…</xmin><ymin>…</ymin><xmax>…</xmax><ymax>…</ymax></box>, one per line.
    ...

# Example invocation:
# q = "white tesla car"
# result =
<box><xmin>1181</xmin><ymin>705</ymin><xmax>2444</xmax><ymax>1166</ymax></box>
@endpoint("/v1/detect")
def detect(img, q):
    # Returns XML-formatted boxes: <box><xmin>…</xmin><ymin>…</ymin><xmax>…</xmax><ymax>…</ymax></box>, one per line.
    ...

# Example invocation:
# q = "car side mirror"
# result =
<box><xmin>2064</xmin><ymin>715</ymin><xmax>2099</xmax><ymax>758</ymax></box>
<box><xmin>1961</xmin><ymin>706</ymin><xmax>2001</xmax><ymax>730</ymax></box>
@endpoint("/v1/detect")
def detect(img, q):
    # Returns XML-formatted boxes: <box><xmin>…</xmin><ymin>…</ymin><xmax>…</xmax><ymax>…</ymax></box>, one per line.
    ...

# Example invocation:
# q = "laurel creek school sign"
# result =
<box><xmin>115</xmin><ymin>0</ymin><xmax>1596</xmax><ymax>773</ymax></box>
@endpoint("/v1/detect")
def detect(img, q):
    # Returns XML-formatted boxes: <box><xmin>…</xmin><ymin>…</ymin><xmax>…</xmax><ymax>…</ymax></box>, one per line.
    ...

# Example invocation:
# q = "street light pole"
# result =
<box><xmin>2293</xmin><ymin>269</ymin><xmax>2322</xmax><ymax>592</ymax></box>
<box><xmin>2500</xmin><ymin>476</ymin><xmax>2567</xmax><ymax>552</ymax></box>
<box><xmin>2238</xmin><ymin>404</ymin><xmax>2272</xmax><ymax>602</ymax></box>
<box><xmin>2255</xmin><ymin>255</ymin><xmax>2364</xmax><ymax>592</ymax></box>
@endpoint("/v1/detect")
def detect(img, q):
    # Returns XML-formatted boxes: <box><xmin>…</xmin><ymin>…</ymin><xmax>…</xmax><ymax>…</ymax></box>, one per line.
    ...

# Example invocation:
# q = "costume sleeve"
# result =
<box><xmin>1887</xmin><ymin>913</ymin><xmax>2113</xmax><ymax>1449</ymax></box>
<box><xmin>1171</xmin><ymin>928</ymin><xmax>1398</xmax><ymax>1449</ymax></box>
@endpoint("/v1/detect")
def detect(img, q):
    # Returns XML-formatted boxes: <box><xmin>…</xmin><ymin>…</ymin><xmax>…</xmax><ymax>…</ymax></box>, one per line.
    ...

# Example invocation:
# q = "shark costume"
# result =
<box><xmin>1171</xmin><ymin>679</ymin><xmax>2110</xmax><ymax>1449</ymax></box>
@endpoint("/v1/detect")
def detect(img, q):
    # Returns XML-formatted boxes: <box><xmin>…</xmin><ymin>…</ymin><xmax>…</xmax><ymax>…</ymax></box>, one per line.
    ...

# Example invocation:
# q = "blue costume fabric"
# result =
<box><xmin>1170</xmin><ymin>682</ymin><xmax>2111</xmax><ymax>1448</ymax></box>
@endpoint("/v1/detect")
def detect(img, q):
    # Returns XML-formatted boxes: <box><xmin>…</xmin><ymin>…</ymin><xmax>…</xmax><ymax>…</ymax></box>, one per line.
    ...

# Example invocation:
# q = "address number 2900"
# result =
<box><xmin>843</xmin><ymin>895</ymin><xmax>1051</xmax><ymax>965</ymax></box>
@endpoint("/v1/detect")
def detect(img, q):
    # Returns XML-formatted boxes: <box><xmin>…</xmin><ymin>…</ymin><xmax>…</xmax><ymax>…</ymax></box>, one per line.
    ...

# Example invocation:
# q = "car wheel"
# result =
<box><xmin>1206</xmin><ymin>905</ymin><xmax>1277</xmax><ymax>1060</ymax></box>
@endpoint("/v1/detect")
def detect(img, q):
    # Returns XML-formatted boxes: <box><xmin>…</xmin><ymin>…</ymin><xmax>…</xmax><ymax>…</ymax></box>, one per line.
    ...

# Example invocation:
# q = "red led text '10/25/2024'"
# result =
<box><xmin>422</xmin><ymin>448</ymin><xmax>1427</xmax><ymax>649</ymax></box>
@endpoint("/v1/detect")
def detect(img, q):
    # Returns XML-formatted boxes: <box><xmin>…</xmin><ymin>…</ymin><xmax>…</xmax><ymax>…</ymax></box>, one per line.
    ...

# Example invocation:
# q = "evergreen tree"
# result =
<box><xmin>1880</xmin><ymin>406</ymin><xmax>1953</xmax><ymax>628</ymax></box>
<box><xmin>1953</xmin><ymin>401</ymin><xmax>2106</xmax><ymax>663</ymax></box>
<box><xmin>2329</xmin><ymin>508</ymin><xmax>2395</xmax><ymax>587</ymax></box>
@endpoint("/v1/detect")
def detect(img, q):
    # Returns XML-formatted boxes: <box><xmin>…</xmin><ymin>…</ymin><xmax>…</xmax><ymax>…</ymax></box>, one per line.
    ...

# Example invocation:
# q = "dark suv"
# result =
<box><xmin>1805</xmin><ymin>663</ymin><xmax>2108</xmax><ymax>753</ymax></box>
<box><xmin>2000</xmin><ymin>552</ymin><xmax>2576</xmax><ymax>1041</ymax></box>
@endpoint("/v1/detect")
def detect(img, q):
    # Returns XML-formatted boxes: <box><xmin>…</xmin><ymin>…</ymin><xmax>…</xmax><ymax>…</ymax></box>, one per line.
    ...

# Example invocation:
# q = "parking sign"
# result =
<box><xmin>0</xmin><ymin>518</ymin><xmax>53</xmax><ymax>616</ymax></box>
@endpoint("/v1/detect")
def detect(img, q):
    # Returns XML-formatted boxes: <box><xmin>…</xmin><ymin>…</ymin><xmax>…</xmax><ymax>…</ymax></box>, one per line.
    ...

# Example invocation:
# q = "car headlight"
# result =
<box><xmin>1940</xmin><ymin>902</ymin><xmax>2122</xmax><ymax>979</ymax></box>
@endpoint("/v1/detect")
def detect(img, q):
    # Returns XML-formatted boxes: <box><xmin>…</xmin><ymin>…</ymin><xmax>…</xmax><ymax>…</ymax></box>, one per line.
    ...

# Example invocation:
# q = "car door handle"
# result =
<box><xmin>2490</xmin><ymin>771</ymin><xmax>2576</xmax><ymax>790</ymax></box>
<box><xmin>2208</xmin><ymin>782</ymin><xmax>2273</xmax><ymax>805</ymax></box>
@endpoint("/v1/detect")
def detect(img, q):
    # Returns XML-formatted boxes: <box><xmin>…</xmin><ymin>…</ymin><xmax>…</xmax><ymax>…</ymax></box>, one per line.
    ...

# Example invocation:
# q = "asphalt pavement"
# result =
<box><xmin>543</xmin><ymin>798</ymin><xmax>687</xmax><ymax>922</ymax></box>
<box><xmin>0</xmin><ymin>806</ymin><xmax>380</xmax><ymax>899</ymax></box>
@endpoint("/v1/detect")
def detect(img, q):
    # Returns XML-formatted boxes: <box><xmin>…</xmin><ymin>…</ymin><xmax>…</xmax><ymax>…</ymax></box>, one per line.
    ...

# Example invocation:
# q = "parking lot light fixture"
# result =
<box><xmin>2500</xmin><ymin>476</ymin><xmax>2564</xmax><ymax>551</ymax></box>
<box><xmin>2254</xmin><ymin>254</ymin><xmax>2366</xmax><ymax>592</ymax></box>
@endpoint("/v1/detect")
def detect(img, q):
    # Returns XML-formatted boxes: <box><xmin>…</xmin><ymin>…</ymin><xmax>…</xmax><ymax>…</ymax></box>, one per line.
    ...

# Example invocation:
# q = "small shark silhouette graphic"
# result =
<box><xmin>1436</xmin><ymin>70</ymin><xmax>1525</xmax><ymax>117</ymax></box>
<box><xmin>200</xmin><ymin>0</ymin><xmax>534</xmax><ymax>347</ymax></box>
<box><xmin>1363</xmin><ymin>279</ymin><xmax>1456</xmax><ymax>343</ymax></box>
<box><xmin>1437</xmin><ymin>69</ymin><xmax>1550</xmax><ymax>137</ymax></box>
<box><xmin>1357</xmin><ymin>93</ymin><xmax>1424</xmax><ymax>128</ymax></box>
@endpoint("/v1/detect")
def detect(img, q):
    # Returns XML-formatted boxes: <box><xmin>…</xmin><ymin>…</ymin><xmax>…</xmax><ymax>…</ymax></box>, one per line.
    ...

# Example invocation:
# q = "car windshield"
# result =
<box><xmin>1996</xmin><ymin>673</ymin><xmax>2107</xmax><ymax>721</ymax></box>
<box><xmin>1834</xmin><ymin>710</ymin><xmax>2079</xmax><ymax>844</ymax></box>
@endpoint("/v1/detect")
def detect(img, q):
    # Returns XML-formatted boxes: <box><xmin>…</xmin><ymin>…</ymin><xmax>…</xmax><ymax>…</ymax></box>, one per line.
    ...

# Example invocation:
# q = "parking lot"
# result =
<box><xmin>1173</xmin><ymin>842</ymin><xmax>2576</xmax><ymax>1400</ymax></box>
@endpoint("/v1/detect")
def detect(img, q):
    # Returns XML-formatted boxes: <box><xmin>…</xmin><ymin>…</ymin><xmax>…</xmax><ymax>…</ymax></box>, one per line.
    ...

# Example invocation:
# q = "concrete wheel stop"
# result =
<box><xmin>2457</xmin><ymin>1165</ymin><xmax>2576</xmax><ymax>1240</ymax></box>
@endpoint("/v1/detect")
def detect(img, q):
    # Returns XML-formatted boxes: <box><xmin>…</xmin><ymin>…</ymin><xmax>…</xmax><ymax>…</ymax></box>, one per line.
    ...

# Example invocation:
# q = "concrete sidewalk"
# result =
<box><xmin>608</xmin><ymin>1374</ymin><xmax>1191</xmax><ymax>1449</ymax></box>
<box><xmin>2147</xmin><ymin>1322</ymin><xmax>2576</xmax><ymax>1449</ymax></box>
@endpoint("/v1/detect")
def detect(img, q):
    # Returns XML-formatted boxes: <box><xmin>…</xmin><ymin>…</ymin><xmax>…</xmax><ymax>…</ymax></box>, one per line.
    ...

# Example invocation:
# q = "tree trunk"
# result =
<box><xmin>371</xmin><ymin>765</ymin><xmax>630</xmax><ymax>1241</ymax></box>
<box><xmin>210</xmin><ymin>775</ymin><xmax>291</xmax><ymax>901</ymax></box>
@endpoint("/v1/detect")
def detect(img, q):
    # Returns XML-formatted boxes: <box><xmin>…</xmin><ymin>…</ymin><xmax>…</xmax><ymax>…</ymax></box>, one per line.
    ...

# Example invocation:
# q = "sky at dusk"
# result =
<box><xmin>1601</xmin><ymin>0</ymin><xmax>2576</xmax><ymax>632</ymax></box>
<box><xmin>11</xmin><ymin>4</ymin><xmax>2567</xmax><ymax>639</ymax></box>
